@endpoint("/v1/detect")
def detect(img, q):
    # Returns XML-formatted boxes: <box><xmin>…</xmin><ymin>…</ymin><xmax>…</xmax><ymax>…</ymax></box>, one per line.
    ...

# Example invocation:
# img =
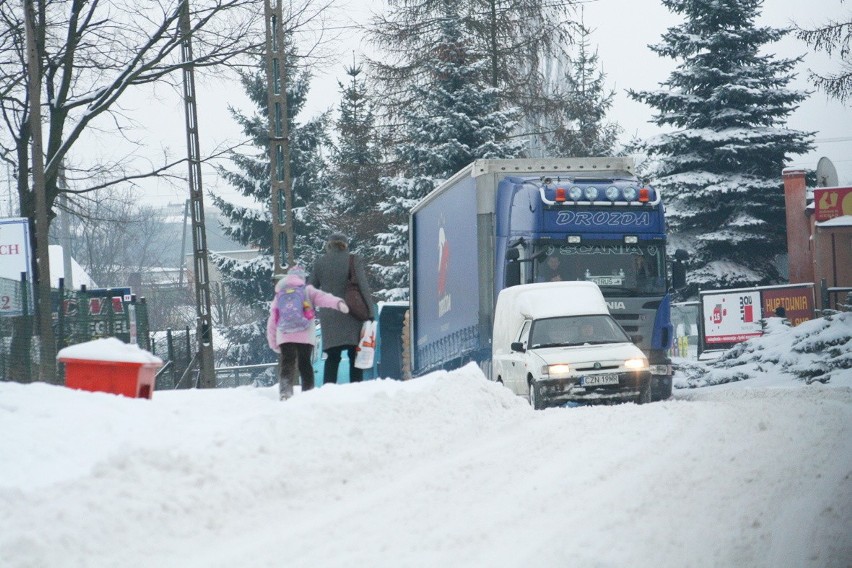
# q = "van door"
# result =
<box><xmin>505</xmin><ymin>320</ymin><xmax>531</xmax><ymax>394</ymax></box>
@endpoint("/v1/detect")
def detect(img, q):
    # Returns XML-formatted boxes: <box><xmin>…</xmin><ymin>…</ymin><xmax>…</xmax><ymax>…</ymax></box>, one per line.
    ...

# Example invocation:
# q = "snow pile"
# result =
<box><xmin>57</xmin><ymin>337</ymin><xmax>163</xmax><ymax>364</ymax></box>
<box><xmin>675</xmin><ymin>312</ymin><xmax>852</xmax><ymax>388</ymax></box>
<box><xmin>1</xmin><ymin>360</ymin><xmax>850</xmax><ymax>566</ymax></box>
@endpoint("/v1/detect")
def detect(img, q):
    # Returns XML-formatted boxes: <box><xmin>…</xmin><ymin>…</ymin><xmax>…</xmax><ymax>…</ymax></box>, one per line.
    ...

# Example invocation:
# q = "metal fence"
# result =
<box><xmin>0</xmin><ymin>280</ymin><xmax>152</xmax><ymax>383</ymax></box>
<box><xmin>149</xmin><ymin>328</ymin><xmax>278</xmax><ymax>390</ymax></box>
<box><xmin>1</xmin><ymin>278</ymin><xmax>281</xmax><ymax>390</ymax></box>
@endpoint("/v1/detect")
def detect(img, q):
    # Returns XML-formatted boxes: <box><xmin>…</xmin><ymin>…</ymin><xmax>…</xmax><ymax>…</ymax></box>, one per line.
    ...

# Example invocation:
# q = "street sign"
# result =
<box><xmin>0</xmin><ymin>217</ymin><xmax>34</xmax><ymax>316</ymax></box>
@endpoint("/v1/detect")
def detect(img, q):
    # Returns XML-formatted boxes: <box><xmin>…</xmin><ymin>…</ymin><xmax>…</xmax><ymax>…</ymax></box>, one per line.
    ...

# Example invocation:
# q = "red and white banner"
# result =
<box><xmin>702</xmin><ymin>290</ymin><xmax>762</xmax><ymax>344</ymax></box>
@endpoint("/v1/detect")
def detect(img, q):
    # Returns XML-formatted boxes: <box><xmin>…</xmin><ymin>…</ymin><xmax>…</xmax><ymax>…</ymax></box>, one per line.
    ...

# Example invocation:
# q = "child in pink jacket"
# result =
<box><xmin>266</xmin><ymin>265</ymin><xmax>348</xmax><ymax>400</ymax></box>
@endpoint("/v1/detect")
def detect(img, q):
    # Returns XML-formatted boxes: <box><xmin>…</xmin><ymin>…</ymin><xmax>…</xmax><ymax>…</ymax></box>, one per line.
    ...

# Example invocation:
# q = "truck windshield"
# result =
<box><xmin>529</xmin><ymin>315</ymin><xmax>631</xmax><ymax>348</ymax></box>
<box><xmin>533</xmin><ymin>243</ymin><xmax>666</xmax><ymax>295</ymax></box>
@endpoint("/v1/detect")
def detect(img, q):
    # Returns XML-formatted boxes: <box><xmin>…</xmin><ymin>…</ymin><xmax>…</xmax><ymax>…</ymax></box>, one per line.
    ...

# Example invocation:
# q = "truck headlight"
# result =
<box><xmin>624</xmin><ymin>358</ymin><xmax>649</xmax><ymax>370</ymax></box>
<box><xmin>543</xmin><ymin>363</ymin><xmax>571</xmax><ymax>379</ymax></box>
<box><xmin>649</xmin><ymin>364</ymin><xmax>671</xmax><ymax>376</ymax></box>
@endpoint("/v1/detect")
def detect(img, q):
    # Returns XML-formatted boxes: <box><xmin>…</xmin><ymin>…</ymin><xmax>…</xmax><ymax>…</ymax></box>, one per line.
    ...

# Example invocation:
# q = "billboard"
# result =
<box><xmin>760</xmin><ymin>285</ymin><xmax>815</xmax><ymax>327</ymax></box>
<box><xmin>0</xmin><ymin>217</ymin><xmax>34</xmax><ymax>316</ymax></box>
<box><xmin>814</xmin><ymin>187</ymin><xmax>852</xmax><ymax>222</ymax></box>
<box><xmin>699</xmin><ymin>283</ymin><xmax>815</xmax><ymax>354</ymax></box>
<box><xmin>702</xmin><ymin>289</ymin><xmax>762</xmax><ymax>346</ymax></box>
<box><xmin>58</xmin><ymin>287</ymin><xmax>134</xmax><ymax>341</ymax></box>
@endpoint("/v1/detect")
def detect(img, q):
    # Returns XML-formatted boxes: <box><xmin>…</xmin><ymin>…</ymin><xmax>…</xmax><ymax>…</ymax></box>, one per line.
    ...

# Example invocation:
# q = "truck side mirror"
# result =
<box><xmin>671</xmin><ymin>249</ymin><xmax>689</xmax><ymax>290</ymax></box>
<box><xmin>505</xmin><ymin>248</ymin><xmax>521</xmax><ymax>287</ymax></box>
<box><xmin>510</xmin><ymin>341</ymin><xmax>526</xmax><ymax>353</ymax></box>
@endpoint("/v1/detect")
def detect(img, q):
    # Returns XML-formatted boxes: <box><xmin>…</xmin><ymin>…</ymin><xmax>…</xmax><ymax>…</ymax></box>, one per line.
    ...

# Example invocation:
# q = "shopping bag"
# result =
<box><xmin>354</xmin><ymin>320</ymin><xmax>377</xmax><ymax>369</ymax></box>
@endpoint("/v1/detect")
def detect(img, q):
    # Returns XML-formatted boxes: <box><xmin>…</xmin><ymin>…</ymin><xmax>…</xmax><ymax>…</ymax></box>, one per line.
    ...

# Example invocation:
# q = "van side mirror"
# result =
<box><xmin>510</xmin><ymin>341</ymin><xmax>526</xmax><ymax>353</ymax></box>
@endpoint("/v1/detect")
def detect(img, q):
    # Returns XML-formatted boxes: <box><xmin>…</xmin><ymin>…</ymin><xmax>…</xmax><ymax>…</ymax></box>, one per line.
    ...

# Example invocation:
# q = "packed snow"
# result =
<box><xmin>1</xmin><ymin>315</ymin><xmax>850</xmax><ymax>567</ymax></box>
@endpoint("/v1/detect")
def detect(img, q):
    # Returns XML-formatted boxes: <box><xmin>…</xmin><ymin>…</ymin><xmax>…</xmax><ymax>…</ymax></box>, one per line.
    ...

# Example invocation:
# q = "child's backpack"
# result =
<box><xmin>276</xmin><ymin>284</ymin><xmax>313</xmax><ymax>333</ymax></box>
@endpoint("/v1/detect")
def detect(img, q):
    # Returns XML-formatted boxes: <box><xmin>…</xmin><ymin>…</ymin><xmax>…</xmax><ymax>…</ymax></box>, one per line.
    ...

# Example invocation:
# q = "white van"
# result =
<box><xmin>492</xmin><ymin>281</ymin><xmax>651</xmax><ymax>409</ymax></box>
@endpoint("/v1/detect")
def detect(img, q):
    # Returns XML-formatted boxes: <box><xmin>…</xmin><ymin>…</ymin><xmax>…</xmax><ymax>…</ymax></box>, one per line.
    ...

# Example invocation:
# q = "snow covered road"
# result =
<box><xmin>1</xmin><ymin>365</ymin><xmax>850</xmax><ymax>568</ymax></box>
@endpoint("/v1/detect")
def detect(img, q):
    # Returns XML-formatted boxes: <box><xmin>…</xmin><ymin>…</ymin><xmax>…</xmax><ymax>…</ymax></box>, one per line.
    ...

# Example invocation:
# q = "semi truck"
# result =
<box><xmin>407</xmin><ymin>157</ymin><xmax>685</xmax><ymax>401</ymax></box>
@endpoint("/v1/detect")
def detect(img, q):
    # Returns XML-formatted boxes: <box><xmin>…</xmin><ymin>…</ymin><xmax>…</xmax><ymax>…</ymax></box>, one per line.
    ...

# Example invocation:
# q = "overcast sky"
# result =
<box><xmin>76</xmin><ymin>0</ymin><xmax>852</xmax><ymax>208</ymax></box>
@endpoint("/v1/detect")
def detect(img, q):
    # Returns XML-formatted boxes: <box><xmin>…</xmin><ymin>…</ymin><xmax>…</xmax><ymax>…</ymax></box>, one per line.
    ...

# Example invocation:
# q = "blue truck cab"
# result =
<box><xmin>409</xmin><ymin>158</ymin><xmax>680</xmax><ymax>401</ymax></box>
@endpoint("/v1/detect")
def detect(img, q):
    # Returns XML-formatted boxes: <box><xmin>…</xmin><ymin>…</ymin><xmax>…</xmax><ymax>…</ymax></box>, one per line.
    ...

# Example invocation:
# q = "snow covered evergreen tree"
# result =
<box><xmin>629</xmin><ymin>0</ymin><xmax>814</xmax><ymax>296</ymax></box>
<box><xmin>374</xmin><ymin>2</ymin><xmax>525</xmax><ymax>298</ymax></box>
<box><xmin>365</xmin><ymin>0</ymin><xmax>579</xmax><ymax>152</ymax></box>
<box><xmin>326</xmin><ymin>62</ymin><xmax>388</xmax><ymax>295</ymax></box>
<box><xmin>545</xmin><ymin>26</ymin><xmax>622</xmax><ymax>157</ymax></box>
<box><xmin>208</xmin><ymin>55</ymin><xmax>331</xmax><ymax>366</ymax></box>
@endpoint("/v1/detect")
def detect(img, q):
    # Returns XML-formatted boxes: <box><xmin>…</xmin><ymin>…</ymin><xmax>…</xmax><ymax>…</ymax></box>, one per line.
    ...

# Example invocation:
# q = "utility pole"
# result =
<box><xmin>264</xmin><ymin>0</ymin><xmax>295</xmax><ymax>274</ymax></box>
<box><xmin>178</xmin><ymin>0</ymin><xmax>215</xmax><ymax>388</ymax></box>
<box><xmin>59</xmin><ymin>167</ymin><xmax>73</xmax><ymax>289</ymax></box>
<box><xmin>23</xmin><ymin>0</ymin><xmax>57</xmax><ymax>383</ymax></box>
<box><xmin>178</xmin><ymin>198</ymin><xmax>189</xmax><ymax>289</ymax></box>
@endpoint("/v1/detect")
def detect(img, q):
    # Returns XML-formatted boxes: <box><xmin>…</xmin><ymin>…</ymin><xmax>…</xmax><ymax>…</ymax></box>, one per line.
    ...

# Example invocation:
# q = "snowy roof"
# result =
<box><xmin>48</xmin><ymin>245</ymin><xmax>97</xmax><ymax>289</ymax></box>
<box><xmin>816</xmin><ymin>215</ymin><xmax>852</xmax><ymax>228</ymax></box>
<box><xmin>498</xmin><ymin>281</ymin><xmax>609</xmax><ymax>319</ymax></box>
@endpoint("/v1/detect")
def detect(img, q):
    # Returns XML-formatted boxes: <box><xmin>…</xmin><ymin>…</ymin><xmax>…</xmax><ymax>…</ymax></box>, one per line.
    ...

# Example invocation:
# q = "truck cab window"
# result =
<box><xmin>533</xmin><ymin>243</ymin><xmax>666</xmax><ymax>295</ymax></box>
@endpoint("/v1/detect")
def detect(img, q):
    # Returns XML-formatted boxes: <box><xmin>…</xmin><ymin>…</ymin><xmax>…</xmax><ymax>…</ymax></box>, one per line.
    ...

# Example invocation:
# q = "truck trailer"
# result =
<box><xmin>407</xmin><ymin>157</ymin><xmax>684</xmax><ymax>401</ymax></box>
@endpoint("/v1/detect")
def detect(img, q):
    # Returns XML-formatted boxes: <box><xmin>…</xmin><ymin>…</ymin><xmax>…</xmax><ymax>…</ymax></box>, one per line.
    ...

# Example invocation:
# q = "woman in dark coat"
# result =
<box><xmin>309</xmin><ymin>232</ymin><xmax>375</xmax><ymax>384</ymax></box>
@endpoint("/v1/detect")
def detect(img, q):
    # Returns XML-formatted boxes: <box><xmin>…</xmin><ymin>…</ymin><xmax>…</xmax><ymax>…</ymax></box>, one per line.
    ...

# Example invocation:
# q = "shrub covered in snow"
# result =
<box><xmin>675</xmin><ymin>312</ymin><xmax>852</xmax><ymax>388</ymax></box>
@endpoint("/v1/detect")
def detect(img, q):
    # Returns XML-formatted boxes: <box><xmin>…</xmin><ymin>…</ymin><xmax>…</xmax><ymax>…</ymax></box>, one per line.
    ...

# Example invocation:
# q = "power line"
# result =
<box><xmin>814</xmin><ymin>137</ymin><xmax>852</xmax><ymax>143</ymax></box>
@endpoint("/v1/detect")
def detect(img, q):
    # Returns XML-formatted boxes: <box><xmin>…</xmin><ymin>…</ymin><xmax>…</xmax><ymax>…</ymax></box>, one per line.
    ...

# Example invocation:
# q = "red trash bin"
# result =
<box><xmin>58</xmin><ymin>337</ymin><xmax>163</xmax><ymax>399</ymax></box>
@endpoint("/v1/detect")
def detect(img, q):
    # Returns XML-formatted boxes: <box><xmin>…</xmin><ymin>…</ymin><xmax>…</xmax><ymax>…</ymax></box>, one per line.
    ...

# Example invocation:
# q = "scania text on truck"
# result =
<box><xmin>407</xmin><ymin>158</ymin><xmax>685</xmax><ymax>401</ymax></box>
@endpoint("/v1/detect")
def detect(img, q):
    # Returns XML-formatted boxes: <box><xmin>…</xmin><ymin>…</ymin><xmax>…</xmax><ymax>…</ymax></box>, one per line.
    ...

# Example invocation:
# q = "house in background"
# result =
<box><xmin>48</xmin><ymin>245</ymin><xmax>97</xmax><ymax>289</ymax></box>
<box><xmin>782</xmin><ymin>168</ymin><xmax>852</xmax><ymax>310</ymax></box>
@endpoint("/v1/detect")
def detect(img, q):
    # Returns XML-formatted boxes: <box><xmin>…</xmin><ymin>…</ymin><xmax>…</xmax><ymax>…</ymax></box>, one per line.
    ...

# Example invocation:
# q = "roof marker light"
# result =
<box><xmin>555</xmin><ymin>187</ymin><xmax>567</xmax><ymax>202</ymax></box>
<box><xmin>639</xmin><ymin>188</ymin><xmax>650</xmax><ymax>203</ymax></box>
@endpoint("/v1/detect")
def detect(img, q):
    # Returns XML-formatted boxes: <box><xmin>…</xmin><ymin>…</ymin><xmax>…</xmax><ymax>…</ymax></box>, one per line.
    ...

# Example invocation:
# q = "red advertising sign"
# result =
<box><xmin>814</xmin><ymin>186</ymin><xmax>852</xmax><ymax>222</ymax></box>
<box><xmin>761</xmin><ymin>285</ymin><xmax>815</xmax><ymax>326</ymax></box>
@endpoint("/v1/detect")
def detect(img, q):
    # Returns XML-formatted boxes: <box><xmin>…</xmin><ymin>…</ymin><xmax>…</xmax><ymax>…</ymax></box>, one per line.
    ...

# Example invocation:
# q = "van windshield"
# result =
<box><xmin>529</xmin><ymin>315</ymin><xmax>630</xmax><ymax>348</ymax></box>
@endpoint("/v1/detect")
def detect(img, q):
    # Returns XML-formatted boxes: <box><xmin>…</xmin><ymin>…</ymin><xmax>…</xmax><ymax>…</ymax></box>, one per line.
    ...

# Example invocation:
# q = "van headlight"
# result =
<box><xmin>624</xmin><ymin>358</ymin><xmax>649</xmax><ymax>370</ymax></box>
<box><xmin>542</xmin><ymin>364</ymin><xmax>571</xmax><ymax>379</ymax></box>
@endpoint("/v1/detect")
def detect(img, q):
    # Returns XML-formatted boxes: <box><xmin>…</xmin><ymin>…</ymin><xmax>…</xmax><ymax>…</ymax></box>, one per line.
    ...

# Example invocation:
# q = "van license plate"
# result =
<box><xmin>581</xmin><ymin>374</ymin><xmax>619</xmax><ymax>386</ymax></box>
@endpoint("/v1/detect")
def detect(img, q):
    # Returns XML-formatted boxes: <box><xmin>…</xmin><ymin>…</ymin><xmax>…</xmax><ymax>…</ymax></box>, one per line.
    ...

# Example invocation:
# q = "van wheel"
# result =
<box><xmin>528</xmin><ymin>380</ymin><xmax>544</xmax><ymax>410</ymax></box>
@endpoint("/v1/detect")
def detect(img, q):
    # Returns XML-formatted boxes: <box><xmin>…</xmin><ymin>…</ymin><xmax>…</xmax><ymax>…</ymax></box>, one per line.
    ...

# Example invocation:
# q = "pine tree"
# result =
<box><xmin>365</xmin><ymin>0</ymin><xmax>580</xmax><ymax>150</ymax></box>
<box><xmin>795</xmin><ymin>10</ymin><xmax>852</xmax><ymax>103</ymax></box>
<box><xmin>374</xmin><ymin>2</ymin><xmax>525</xmax><ymax>298</ymax></box>
<box><xmin>326</xmin><ymin>61</ymin><xmax>387</xmax><ymax>294</ymax></box>
<box><xmin>628</xmin><ymin>0</ymin><xmax>814</xmax><ymax>296</ymax></box>
<box><xmin>545</xmin><ymin>25</ymin><xmax>622</xmax><ymax>157</ymax></box>
<box><xmin>208</xmin><ymin>55</ymin><xmax>331</xmax><ymax>366</ymax></box>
